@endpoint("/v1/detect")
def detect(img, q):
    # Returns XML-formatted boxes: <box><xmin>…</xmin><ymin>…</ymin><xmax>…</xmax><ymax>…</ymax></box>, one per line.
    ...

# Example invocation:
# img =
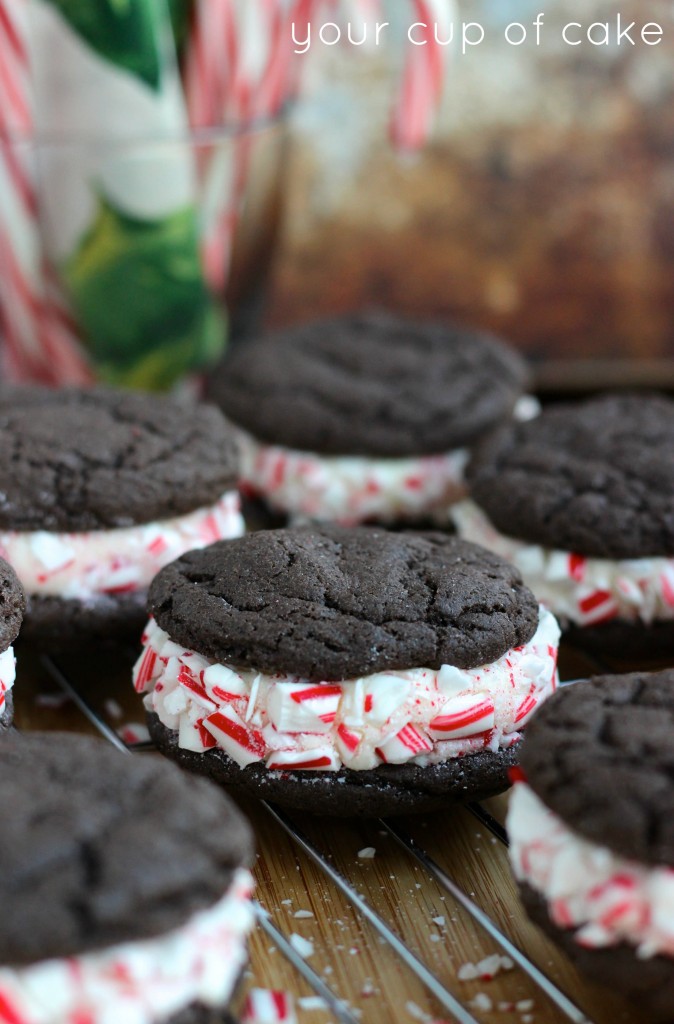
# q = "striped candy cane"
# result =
<box><xmin>185</xmin><ymin>0</ymin><xmax>238</xmax><ymax>129</ymax></box>
<box><xmin>392</xmin><ymin>0</ymin><xmax>456</xmax><ymax>149</ymax></box>
<box><xmin>186</xmin><ymin>0</ymin><xmax>309</xmax><ymax>292</ymax></box>
<box><xmin>0</xmin><ymin>0</ymin><xmax>91</xmax><ymax>385</ymax></box>
<box><xmin>0</xmin><ymin>0</ymin><xmax>43</xmax><ymax>379</ymax></box>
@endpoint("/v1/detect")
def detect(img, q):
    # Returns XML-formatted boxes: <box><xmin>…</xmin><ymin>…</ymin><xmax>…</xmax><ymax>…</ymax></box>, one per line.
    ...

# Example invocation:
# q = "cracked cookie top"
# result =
<box><xmin>210</xmin><ymin>311</ymin><xmax>528</xmax><ymax>457</ymax></box>
<box><xmin>520</xmin><ymin>672</ymin><xmax>674</xmax><ymax>866</ymax></box>
<box><xmin>0</xmin><ymin>732</ymin><xmax>254</xmax><ymax>965</ymax></box>
<box><xmin>148</xmin><ymin>526</ymin><xmax>540</xmax><ymax>680</ymax></box>
<box><xmin>0</xmin><ymin>558</ymin><xmax>24</xmax><ymax>650</ymax></box>
<box><xmin>0</xmin><ymin>386</ymin><xmax>240</xmax><ymax>532</ymax></box>
<box><xmin>468</xmin><ymin>392</ymin><xmax>674</xmax><ymax>559</ymax></box>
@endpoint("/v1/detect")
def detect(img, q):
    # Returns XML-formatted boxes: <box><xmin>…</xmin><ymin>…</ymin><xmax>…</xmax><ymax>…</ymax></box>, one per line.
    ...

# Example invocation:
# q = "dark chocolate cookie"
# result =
<box><xmin>169</xmin><ymin>1008</ymin><xmax>237</xmax><ymax>1024</ymax></box>
<box><xmin>20</xmin><ymin>590</ymin><xmax>147</xmax><ymax>654</ymax></box>
<box><xmin>469</xmin><ymin>392</ymin><xmax>674</xmax><ymax>559</ymax></box>
<box><xmin>149</xmin><ymin>526</ymin><xmax>539</xmax><ymax>680</ymax></box>
<box><xmin>0</xmin><ymin>732</ymin><xmax>253</xmax><ymax>965</ymax></box>
<box><xmin>520</xmin><ymin>671</ymin><xmax>674</xmax><ymax>866</ymax></box>
<box><xmin>564</xmin><ymin>619</ymin><xmax>674</xmax><ymax>662</ymax></box>
<box><xmin>521</xmin><ymin>884</ymin><xmax>674</xmax><ymax>1023</ymax></box>
<box><xmin>210</xmin><ymin>312</ymin><xmax>527</xmax><ymax>457</ymax></box>
<box><xmin>0</xmin><ymin>557</ymin><xmax>24</xmax><ymax>652</ymax></box>
<box><xmin>149</xmin><ymin>712</ymin><xmax>519</xmax><ymax>816</ymax></box>
<box><xmin>0</xmin><ymin>385</ymin><xmax>239</xmax><ymax>532</ymax></box>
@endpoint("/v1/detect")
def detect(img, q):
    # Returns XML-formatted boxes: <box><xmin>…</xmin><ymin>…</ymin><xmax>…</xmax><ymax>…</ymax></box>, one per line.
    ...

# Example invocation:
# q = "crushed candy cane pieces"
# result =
<box><xmin>242</xmin><ymin>989</ymin><xmax>297</xmax><ymax>1024</ymax></box>
<box><xmin>457</xmin><ymin>955</ymin><xmax>514</xmax><ymax>981</ymax></box>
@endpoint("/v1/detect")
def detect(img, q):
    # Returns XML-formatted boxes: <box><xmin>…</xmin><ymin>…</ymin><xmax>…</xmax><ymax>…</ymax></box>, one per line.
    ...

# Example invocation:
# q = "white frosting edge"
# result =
<box><xmin>508</xmin><ymin>783</ymin><xmax>674</xmax><ymax>959</ymax></box>
<box><xmin>238</xmin><ymin>430</ymin><xmax>469</xmax><ymax>524</ymax></box>
<box><xmin>0</xmin><ymin>491</ymin><xmax>244</xmax><ymax>600</ymax></box>
<box><xmin>452</xmin><ymin>499</ymin><xmax>674</xmax><ymax>626</ymax></box>
<box><xmin>0</xmin><ymin>868</ymin><xmax>254</xmax><ymax>1024</ymax></box>
<box><xmin>237</xmin><ymin>392</ymin><xmax>539</xmax><ymax>525</ymax></box>
<box><xmin>0</xmin><ymin>646</ymin><xmax>16</xmax><ymax>716</ymax></box>
<box><xmin>135</xmin><ymin>608</ymin><xmax>561</xmax><ymax>772</ymax></box>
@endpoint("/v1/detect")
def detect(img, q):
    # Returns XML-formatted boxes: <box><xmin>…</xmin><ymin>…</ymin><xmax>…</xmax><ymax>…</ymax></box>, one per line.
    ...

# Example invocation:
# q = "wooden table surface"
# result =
<box><xmin>14</xmin><ymin>644</ymin><xmax>646</xmax><ymax>1024</ymax></box>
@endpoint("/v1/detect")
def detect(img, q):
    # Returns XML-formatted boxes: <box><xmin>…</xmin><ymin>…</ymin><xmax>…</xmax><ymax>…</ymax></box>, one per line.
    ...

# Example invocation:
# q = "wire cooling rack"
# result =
<box><xmin>14</xmin><ymin>649</ymin><xmax>642</xmax><ymax>1024</ymax></box>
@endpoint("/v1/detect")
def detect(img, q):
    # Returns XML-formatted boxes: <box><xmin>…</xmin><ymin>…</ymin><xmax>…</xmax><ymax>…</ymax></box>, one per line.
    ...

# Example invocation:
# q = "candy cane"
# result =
<box><xmin>185</xmin><ymin>0</ymin><xmax>238</xmax><ymax>130</ymax></box>
<box><xmin>186</xmin><ymin>0</ymin><xmax>306</xmax><ymax>292</ymax></box>
<box><xmin>0</xmin><ymin>4</ymin><xmax>31</xmax><ymax>135</ymax></box>
<box><xmin>0</xmin><ymin>0</ymin><xmax>91</xmax><ymax>385</ymax></box>
<box><xmin>0</xmin><ymin>0</ymin><xmax>44</xmax><ymax>378</ymax></box>
<box><xmin>392</xmin><ymin>0</ymin><xmax>455</xmax><ymax>149</ymax></box>
<box><xmin>242</xmin><ymin>989</ymin><xmax>297</xmax><ymax>1024</ymax></box>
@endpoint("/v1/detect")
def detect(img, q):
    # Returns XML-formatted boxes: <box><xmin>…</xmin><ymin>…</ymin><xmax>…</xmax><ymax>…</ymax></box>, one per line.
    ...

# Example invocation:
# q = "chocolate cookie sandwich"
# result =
<box><xmin>0</xmin><ymin>731</ymin><xmax>254</xmax><ymax>1024</ymax></box>
<box><xmin>135</xmin><ymin>526</ymin><xmax>560</xmax><ymax>816</ymax></box>
<box><xmin>0</xmin><ymin>386</ymin><xmax>243</xmax><ymax>650</ymax></box>
<box><xmin>454</xmin><ymin>392</ymin><xmax>674</xmax><ymax>657</ymax></box>
<box><xmin>508</xmin><ymin>671</ymin><xmax>674</xmax><ymax>1021</ymax></box>
<box><xmin>0</xmin><ymin>559</ymin><xmax>24</xmax><ymax>731</ymax></box>
<box><xmin>209</xmin><ymin>312</ymin><xmax>528</xmax><ymax>526</ymax></box>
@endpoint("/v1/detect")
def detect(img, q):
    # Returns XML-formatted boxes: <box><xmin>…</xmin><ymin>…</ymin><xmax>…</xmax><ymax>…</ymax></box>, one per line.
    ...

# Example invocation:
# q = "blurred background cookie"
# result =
<box><xmin>0</xmin><ymin>731</ymin><xmax>254</xmax><ymax>1022</ymax></box>
<box><xmin>209</xmin><ymin>312</ymin><xmax>528</xmax><ymax>527</ymax></box>
<box><xmin>454</xmin><ymin>392</ymin><xmax>674</xmax><ymax>658</ymax></box>
<box><xmin>0</xmin><ymin>386</ymin><xmax>243</xmax><ymax>653</ymax></box>
<box><xmin>508</xmin><ymin>671</ymin><xmax>674</xmax><ymax>1021</ymax></box>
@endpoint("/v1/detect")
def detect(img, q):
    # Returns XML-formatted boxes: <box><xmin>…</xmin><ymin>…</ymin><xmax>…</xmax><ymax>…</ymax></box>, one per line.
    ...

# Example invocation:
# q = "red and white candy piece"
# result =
<box><xmin>133</xmin><ymin>645</ymin><xmax>158</xmax><ymax>692</ymax></box>
<box><xmin>568</xmin><ymin>553</ymin><xmax>587</xmax><ymax>582</ymax></box>
<box><xmin>513</xmin><ymin>692</ymin><xmax>538</xmax><ymax>727</ymax></box>
<box><xmin>267</xmin><ymin>682</ymin><xmax>342</xmax><ymax>734</ymax></box>
<box><xmin>349</xmin><ymin>673</ymin><xmax>412</xmax><ymax>725</ymax></box>
<box><xmin>577</xmin><ymin>589</ymin><xmax>620</xmax><ymax>626</ymax></box>
<box><xmin>179</xmin><ymin>713</ymin><xmax>218</xmax><ymax>753</ymax></box>
<box><xmin>178</xmin><ymin>665</ymin><xmax>217</xmax><ymax>713</ymax></box>
<box><xmin>266</xmin><ymin>746</ymin><xmax>340</xmax><ymax>772</ymax></box>
<box><xmin>336</xmin><ymin>723</ymin><xmax>362</xmax><ymax>755</ymax></box>
<box><xmin>203</xmin><ymin>705</ymin><xmax>265</xmax><ymax>767</ymax></box>
<box><xmin>242</xmin><ymin>989</ymin><xmax>297</xmax><ymax>1024</ymax></box>
<box><xmin>661</xmin><ymin>565</ymin><xmax>674</xmax><ymax>608</ymax></box>
<box><xmin>261</xmin><ymin>722</ymin><xmax>299</xmax><ymax>753</ymax></box>
<box><xmin>0</xmin><ymin>989</ymin><xmax>27</xmax><ymax>1024</ymax></box>
<box><xmin>377</xmin><ymin>723</ymin><xmax>432</xmax><ymax>764</ymax></box>
<box><xmin>428</xmin><ymin>692</ymin><xmax>495</xmax><ymax>740</ymax></box>
<box><xmin>145</xmin><ymin>533</ymin><xmax>169</xmax><ymax>558</ymax></box>
<box><xmin>615</xmin><ymin>575</ymin><xmax>644</xmax><ymax>606</ymax></box>
<box><xmin>118</xmin><ymin>722</ymin><xmax>150</xmax><ymax>746</ymax></box>
<box><xmin>202</xmin><ymin>662</ymin><xmax>249</xmax><ymax>703</ymax></box>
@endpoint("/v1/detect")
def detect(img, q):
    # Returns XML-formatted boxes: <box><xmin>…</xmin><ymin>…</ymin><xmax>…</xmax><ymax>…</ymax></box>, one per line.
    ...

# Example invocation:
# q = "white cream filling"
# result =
<box><xmin>0</xmin><ymin>491</ymin><xmax>244</xmax><ymax>601</ymax></box>
<box><xmin>0</xmin><ymin>646</ymin><xmax>16</xmax><ymax>716</ymax></box>
<box><xmin>134</xmin><ymin>608</ymin><xmax>560</xmax><ymax>772</ymax></box>
<box><xmin>452</xmin><ymin>499</ymin><xmax>674</xmax><ymax>627</ymax></box>
<box><xmin>238</xmin><ymin>430</ymin><xmax>469</xmax><ymax>524</ymax></box>
<box><xmin>237</xmin><ymin>397</ymin><xmax>539</xmax><ymax>525</ymax></box>
<box><xmin>508</xmin><ymin>784</ymin><xmax>674</xmax><ymax>959</ymax></box>
<box><xmin>0</xmin><ymin>869</ymin><xmax>254</xmax><ymax>1024</ymax></box>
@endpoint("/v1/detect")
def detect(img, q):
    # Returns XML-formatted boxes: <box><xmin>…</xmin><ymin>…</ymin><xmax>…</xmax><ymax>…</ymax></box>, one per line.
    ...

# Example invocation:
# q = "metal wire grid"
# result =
<box><xmin>37</xmin><ymin>657</ymin><xmax>595</xmax><ymax>1024</ymax></box>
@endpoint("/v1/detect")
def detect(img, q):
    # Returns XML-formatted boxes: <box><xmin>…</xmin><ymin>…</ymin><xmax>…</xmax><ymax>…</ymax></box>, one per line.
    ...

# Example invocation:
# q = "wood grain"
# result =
<box><xmin>13</xmin><ymin>644</ymin><xmax>647</xmax><ymax>1024</ymax></box>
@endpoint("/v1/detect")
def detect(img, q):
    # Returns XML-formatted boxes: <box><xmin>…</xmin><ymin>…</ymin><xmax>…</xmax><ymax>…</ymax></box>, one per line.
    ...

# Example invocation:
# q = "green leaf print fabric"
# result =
<box><xmin>63</xmin><ymin>195</ymin><xmax>225</xmax><ymax>389</ymax></box>
<box><xmin>42</xmin><ymin>0</ymin><xmax>165</xmax><ymax>89</ymax></box>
